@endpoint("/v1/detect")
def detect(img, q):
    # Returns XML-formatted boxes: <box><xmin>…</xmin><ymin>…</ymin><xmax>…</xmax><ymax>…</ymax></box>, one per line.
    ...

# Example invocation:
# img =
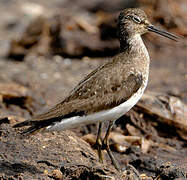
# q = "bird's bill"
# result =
<box><xmin>147</xmin><ymin>25</ymin><xmax>180</xmax><ymax>41</ymax></box>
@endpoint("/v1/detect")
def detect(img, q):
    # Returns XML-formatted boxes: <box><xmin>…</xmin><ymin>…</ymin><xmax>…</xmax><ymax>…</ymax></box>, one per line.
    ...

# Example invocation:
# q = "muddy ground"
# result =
<box><xmin>0</xmin><ymin>0</ymin><xmax>187</xmax><ymax>179</ymax></box>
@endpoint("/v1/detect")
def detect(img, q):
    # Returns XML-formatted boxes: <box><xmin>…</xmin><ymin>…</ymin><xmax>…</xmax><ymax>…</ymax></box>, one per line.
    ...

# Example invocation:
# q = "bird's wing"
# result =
<box><xmin>14</xmin><ymin>61</ymin><xmax>143</xmax><ymax>134</ymax></box>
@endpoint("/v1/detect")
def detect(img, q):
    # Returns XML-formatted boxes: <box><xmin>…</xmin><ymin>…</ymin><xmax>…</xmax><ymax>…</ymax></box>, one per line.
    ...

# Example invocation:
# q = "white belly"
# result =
<box><xmin>46</xmin><ymin>85</ymin><xmax>146</xmax><ymax>131</ymax></box>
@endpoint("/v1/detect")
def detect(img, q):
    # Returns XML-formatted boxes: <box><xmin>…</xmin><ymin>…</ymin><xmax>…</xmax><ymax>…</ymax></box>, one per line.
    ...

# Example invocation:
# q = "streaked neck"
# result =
<box><xmin>120</xmin><ymin>34</ymin><xmax>150</xmax><ymax>61</ymax></box>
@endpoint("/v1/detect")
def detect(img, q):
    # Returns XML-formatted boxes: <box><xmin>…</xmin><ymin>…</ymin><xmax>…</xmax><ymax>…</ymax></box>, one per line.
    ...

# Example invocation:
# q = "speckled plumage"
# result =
<box><xmin>14</xmin><ymin>8</ymin><xmax>179</xmax><ymax>135</ymax></box>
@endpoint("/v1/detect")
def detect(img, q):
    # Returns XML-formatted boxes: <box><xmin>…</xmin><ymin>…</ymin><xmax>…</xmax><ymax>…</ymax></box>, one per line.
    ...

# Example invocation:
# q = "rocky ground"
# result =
<box><xmin>0</xmin><ymin>0</ymin><xmax>187</xmax><ymax>179</ymax></box>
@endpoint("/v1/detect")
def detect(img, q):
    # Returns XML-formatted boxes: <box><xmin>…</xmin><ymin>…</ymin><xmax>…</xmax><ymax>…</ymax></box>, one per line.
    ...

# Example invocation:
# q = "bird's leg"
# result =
<box><xmin>102</xmin><ymin>121</ymin><xmax>121</xmax><ymax>171</ymax></box>
<box><xmin>95</xmin><ymin>122</ymin><xmax>103</xmax><ymax>163</ymax></box>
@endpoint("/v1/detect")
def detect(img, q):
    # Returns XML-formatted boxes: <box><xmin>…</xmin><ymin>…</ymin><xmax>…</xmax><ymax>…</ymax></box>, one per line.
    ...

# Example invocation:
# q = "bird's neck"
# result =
<box><xmin>120</xmin><ymin>34</ymin><xmax>150</xmax><ymax>62</ymax></box>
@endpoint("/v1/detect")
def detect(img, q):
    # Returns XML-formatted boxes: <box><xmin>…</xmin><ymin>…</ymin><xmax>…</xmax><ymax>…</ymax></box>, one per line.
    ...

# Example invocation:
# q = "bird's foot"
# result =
<box><xmin>102</xmin><ymin>137</ymin><xmax>121</xmax><ymax>171</ymax></box>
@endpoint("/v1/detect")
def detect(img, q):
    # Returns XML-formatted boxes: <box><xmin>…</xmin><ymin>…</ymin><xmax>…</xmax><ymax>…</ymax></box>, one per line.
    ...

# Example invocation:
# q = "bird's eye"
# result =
<box><xmin>132</xmin><ymin>16</ymin><xmax>141</xmax><ymax>23</ymax></box>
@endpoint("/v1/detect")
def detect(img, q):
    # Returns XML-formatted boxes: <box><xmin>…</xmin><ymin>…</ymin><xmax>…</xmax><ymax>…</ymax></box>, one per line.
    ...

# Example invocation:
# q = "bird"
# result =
<box><xmin>13</xmin><ymin>8</ymin><xmax>179</xmax><ymax>171</ymax></box>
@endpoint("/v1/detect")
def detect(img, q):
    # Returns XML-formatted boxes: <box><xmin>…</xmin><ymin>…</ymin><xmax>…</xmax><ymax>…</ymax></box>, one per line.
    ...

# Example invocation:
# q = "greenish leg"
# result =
<box><xmin>95</xmin><ymin>122</ymin><xmax>103</xmax><ymax>163</ymax></box>
<box><xmin>102</xmin><ymin>121</ymin><xmax>121</xmax><ymax>171</ymax></box>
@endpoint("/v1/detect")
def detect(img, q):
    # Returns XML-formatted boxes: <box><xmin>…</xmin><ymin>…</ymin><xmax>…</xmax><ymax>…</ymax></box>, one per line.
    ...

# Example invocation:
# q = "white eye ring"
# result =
<box><xmin>132</xmin><ymin>16</ymin><xmax>141</xmax><ymax>23</ymax></box>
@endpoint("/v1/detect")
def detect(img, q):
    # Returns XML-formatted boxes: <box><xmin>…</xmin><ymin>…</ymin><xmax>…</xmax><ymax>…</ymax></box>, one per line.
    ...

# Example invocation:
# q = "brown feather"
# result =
<box><xmin>27</xmin><ymin>52</ymin><xmax>144</xmax><ymax>125</ymax></box>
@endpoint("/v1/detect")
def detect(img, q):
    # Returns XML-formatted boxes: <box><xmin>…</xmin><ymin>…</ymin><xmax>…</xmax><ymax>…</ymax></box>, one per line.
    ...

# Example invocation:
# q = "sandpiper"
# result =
<box><xmin>14</xmin><ymin>8</ymin><xmax>179</xmax><ymax>171</ymax></box>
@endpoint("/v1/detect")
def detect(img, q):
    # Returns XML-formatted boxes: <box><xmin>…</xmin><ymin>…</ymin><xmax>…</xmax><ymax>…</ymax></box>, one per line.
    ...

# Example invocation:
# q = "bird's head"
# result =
<box><xmin>118</xmin><ymin>8</ymin><xmax>179</xmax><ymax>41</ymax></box>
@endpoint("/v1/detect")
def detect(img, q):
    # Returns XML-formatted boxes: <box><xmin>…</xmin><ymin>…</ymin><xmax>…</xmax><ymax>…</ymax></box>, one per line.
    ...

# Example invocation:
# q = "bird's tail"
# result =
<box><xmin>13</xmin><ymin>120</ymin><xmax>45</xmax><ymax>135</ymax></box>
<box><xmin>13</xmin><ymin>120</ymin><xmax>31</xmax><ymax>128</ymax></box>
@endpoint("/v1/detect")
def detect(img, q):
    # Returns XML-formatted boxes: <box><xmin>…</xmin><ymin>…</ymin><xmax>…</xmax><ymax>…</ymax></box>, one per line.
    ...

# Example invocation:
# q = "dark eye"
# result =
<box><xmin>132</xmin><ymin>16</ymin><xmax>141</xmax><ymax>23</ymax></box>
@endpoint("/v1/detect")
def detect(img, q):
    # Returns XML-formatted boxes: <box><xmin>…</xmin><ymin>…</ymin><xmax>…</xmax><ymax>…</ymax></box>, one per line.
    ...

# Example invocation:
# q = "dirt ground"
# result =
<box><xmin>0</xmin><ymin>0</ymin><xmax>187</xmax><ymax>179</ymax></box>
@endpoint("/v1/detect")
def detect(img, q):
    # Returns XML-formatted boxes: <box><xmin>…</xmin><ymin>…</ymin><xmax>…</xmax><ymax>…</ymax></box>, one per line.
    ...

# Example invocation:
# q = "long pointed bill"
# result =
<box><xmin>147</xmin><ymin>25</ymin><xmax>180</xmax><ymax>41</ymax></box>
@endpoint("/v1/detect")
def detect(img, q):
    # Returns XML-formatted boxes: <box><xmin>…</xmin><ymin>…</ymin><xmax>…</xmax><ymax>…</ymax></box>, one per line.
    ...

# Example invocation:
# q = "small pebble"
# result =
<box><xmin>52</xmin><ymin>169</ymin><xmax>63</xmax><ymax>180</ymax></box>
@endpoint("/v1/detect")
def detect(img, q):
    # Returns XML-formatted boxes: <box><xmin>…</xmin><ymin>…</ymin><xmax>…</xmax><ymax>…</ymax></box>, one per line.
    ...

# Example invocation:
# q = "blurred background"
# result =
<box><xmin>0</xmin><ymin>0</ymin><xmax>187</xmax><ymax>179</ymax></box>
